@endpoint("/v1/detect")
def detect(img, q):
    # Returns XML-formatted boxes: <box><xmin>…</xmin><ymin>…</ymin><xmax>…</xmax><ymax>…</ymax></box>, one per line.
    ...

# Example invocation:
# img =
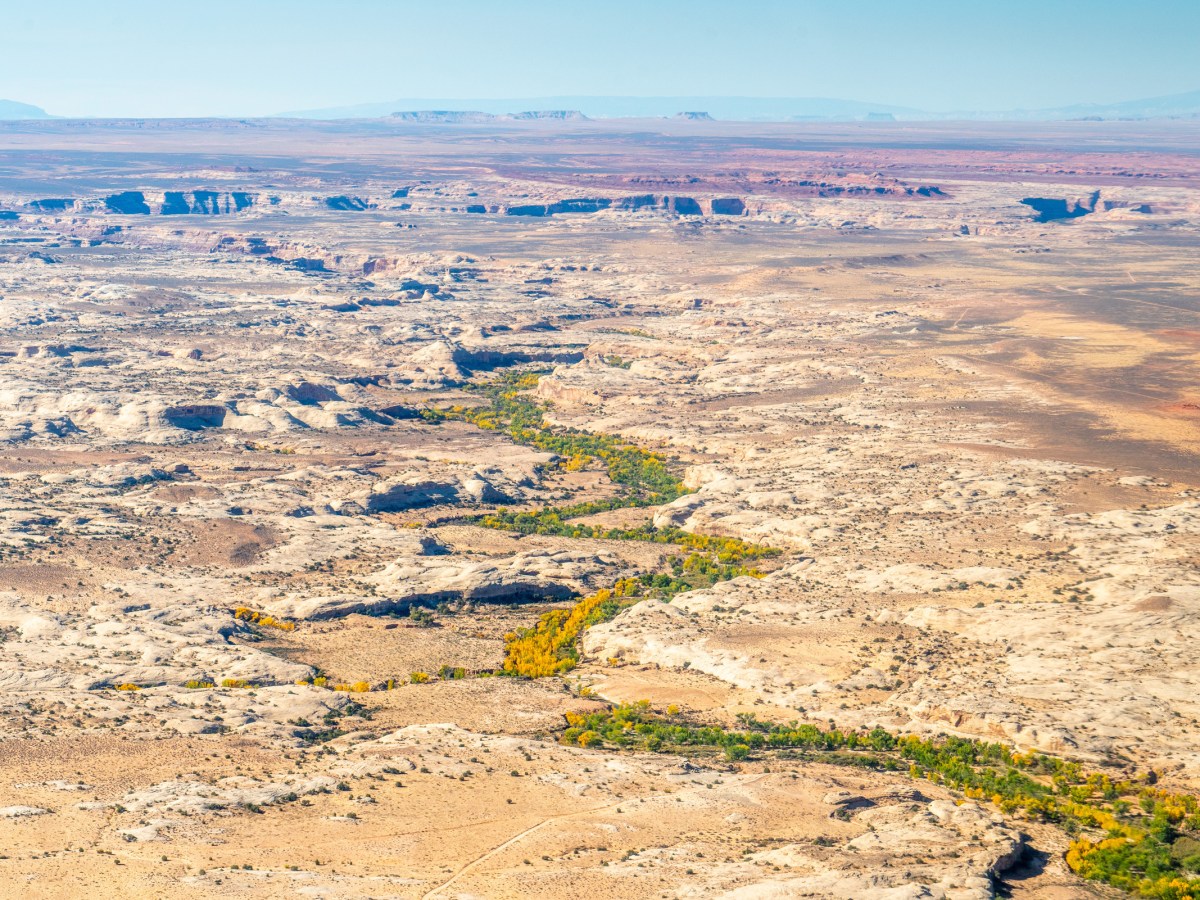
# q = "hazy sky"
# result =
<box><xmin>3</xmin><ymin>0</ymin><xmax>1198</xmax><ymax>117</ymax></box>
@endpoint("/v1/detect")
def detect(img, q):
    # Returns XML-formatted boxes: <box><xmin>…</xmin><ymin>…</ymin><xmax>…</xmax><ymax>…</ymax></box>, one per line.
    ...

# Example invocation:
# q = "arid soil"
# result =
<box><xmin>0</xmin><ymin>116</ymin><xmax>1196</xmax><ymax>898</ymax></box>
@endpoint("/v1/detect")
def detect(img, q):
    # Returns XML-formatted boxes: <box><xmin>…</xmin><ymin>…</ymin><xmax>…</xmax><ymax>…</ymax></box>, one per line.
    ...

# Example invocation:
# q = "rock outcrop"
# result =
<box><xmin>1021</xmin><ymin>190</ymin><xmax>1101</xmax><ymax>221</ymax></box>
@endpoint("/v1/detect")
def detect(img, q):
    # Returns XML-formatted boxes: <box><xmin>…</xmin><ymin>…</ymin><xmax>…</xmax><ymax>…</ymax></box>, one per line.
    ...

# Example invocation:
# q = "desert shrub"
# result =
<box><xmin>408</xmin><ymin>607</ymin><xmax>436</xmax><ymax>628</ymax></box>
<box><xmin>232</xmin><ymin>607</ymin><xmax>296</xmax><ymax>631</ymax></box>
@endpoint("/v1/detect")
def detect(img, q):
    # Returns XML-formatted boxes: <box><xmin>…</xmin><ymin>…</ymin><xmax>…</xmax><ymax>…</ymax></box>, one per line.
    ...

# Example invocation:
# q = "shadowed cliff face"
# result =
<box><xmin>1022</xmin><ymin>191</ymin><xmax>1154</xmax><ymax>221</ymax></box>
<box><xmin>28</xmin><ymin>198</ymin><xmax>75</xmax><ymax>212</ymax></box>
<box><xmin>325</xmin><ymin>195</ymin><xmax>369</xmax><ymax>211</ymax></box>
<box><xmin>163</xmin><ymin>404</ymin><xmax>228</xmax><ymax>430</ymax></box>
<box><xmin>160</xmin><ymin>192</ymin><xmax>190</xmax><ymax>215</ymax></box>
<box><xmin>1021</xmin><ymin>190</ymin><xmax>1101</xmax><ymax>222</ymax></box>
<box><xmin>103</xmin><ymin>191</ymin><xmax>258</xmax><ymax>215</ymax></box>
<box><xmin>666</xmin><ymin>195</ymin><xmax>703</xmax><ymax>215</ymax></box>
<box><xmin>104</xmin><ymin>191</ymin><xmax>151</xmax><ymax>214</ymax></box>
<box><xmin>504</xmin><ymin>195</ymin><xmax>746</xmax><ymax>217</ymax></box>
<box><xmin>505</xmin><ymin>198</ymin><xmax>614</xmax><ymax>217</ymax></box>
<box><xmin>710</xmin><ymin>197</ymin><xmax>746</xmax><ymax>215</ymax></box>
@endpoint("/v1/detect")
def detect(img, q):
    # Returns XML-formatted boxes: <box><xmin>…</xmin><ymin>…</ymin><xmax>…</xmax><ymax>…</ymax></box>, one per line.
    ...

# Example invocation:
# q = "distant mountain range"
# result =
<box><xmin>389</xmin><ymin>109</ymin><xmax>589</xmax><ymax>123</ymax></box>
<box><xmin>1015</xmin><ymin>89</ymin><xmax>1200</xmax><ymax>121</ymax></box>
<box><xmin>0</xmin><ymin>100</ymin><xmax>50</xmax><ymax>120</ymax></box>
<box><xmin>280</xmin><ymin>90</ymin><xmax>1200</xmax><ymax>122</ymax></box>
<box><xmin>279</xmin><ymin>95</ymin><xmax>924</xmax><ymax>121</ymax></box>
<box><xmin>4</xmin><ymin>91</ymin><xmax>1199</xmax><ymax>123</ymax></box>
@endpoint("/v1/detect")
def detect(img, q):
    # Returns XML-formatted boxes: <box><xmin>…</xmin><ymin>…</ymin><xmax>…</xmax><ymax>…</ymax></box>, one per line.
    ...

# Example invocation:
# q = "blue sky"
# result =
<box><xmin>3</xmin><ymin>0</ymin><xmax>1198</xmax><ymax>117</ymax></box>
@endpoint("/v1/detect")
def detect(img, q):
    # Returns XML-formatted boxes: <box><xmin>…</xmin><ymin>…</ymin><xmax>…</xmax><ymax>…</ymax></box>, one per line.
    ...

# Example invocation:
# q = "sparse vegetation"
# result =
<box><xmin>422</xmin><ymin>370</ymin><xmax>688</xmax><ymax>507</ymax></box>
<box><xmin>232</xmin><ymin>607</ymin><xmax>296</xmax><ymax>632</ymax></box>
<box><xmin>500</xmin><ymin>546</ymin><xmax>769</xmax><ymax>678</ymax></box>
<box><xmin>562</xmin><ymin>702</ymin><xmax>1200</xmax><ymax>899</ymax></box>
<box><xmin>422</xmin><ymin>371</ymin><xmax>781</xmax><ymax>677</ymax></box>
<box><xmin>406</xmin><ymin>607</ymin><xmax>437</xmax><ymax>628</ymax></box>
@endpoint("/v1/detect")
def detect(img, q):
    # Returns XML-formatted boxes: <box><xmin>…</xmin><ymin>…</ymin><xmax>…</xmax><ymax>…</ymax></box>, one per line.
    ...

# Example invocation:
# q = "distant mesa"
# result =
<box><xmin>506</xmin><ymin>198</ymin><xmax>613</xmax><ymax>217</ymax></box>
<box><xmin>13</xmin><ymin>182</ymin><xmax>946</xmax><ymax>231</ymax></box>
<box><xmin>0</xmin><ymin>99</ymin><xmax>50</xmax><ymax>120</ymax></box>
<box><xmin>1041</xmin><ymin>87</ymin><xmax>1200</xmax><ymax>122</ymax></box>
<box><xmin>502</xmin><ymin>195</ymin><xmax>747</xmax><ymax>218</ymax></box>
<box><xmin>674</xmin><ymin>111</ymin><xmax>714</xmax><ymax>121</ymax></box>
<box><xmin>283</xmin><ymin>89</ymin><xmax>1200</xmax><ymax>123</ymax></box>
<box><xmin>281</xmin><ymin>95</ymin><xmax>925</xmax><ymax>121</ymax></box>
<box><xmin>510</xmin><ymin>110</ymin><xmax>587</xmax><ymax>120</ymax></box>
<box><xmin>389</xmin><ymin>109</ymin><xmax>587</xmax><ymax>123</ymax></box>
<box><xmin>390</xmin><ymin>110</ymin><xmax>492</xmax><ymax>123</ymax></box>
<box><xmin>25</xmin><ymin>192</ymin><xmax>257</xmax><ymax>216</ymax></box>
<box><xmin>162</xmin><ymin>190</ymin><xmax>253</xmax><ymax>214</ymax></box>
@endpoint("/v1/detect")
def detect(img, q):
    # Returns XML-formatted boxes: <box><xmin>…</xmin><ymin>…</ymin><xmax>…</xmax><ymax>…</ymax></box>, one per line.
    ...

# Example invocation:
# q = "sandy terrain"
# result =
<box><xmin>0</xmin><ymin>116</ymin><xmax>1196</xmax><ymax>897</ymax></box>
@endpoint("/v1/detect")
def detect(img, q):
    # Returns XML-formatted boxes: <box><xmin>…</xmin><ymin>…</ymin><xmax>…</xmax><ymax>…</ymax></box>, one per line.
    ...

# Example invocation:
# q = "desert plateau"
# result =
<box><xmin>0</xmin><ymin>111</ymin><xmax>1198</xmax><ymax>899</ymax></box>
